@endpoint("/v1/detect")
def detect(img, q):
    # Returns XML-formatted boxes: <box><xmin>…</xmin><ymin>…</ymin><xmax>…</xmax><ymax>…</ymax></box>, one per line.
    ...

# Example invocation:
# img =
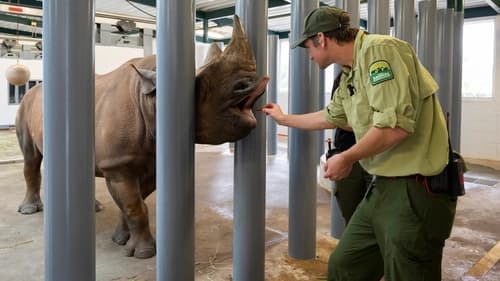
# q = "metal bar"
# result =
<box><xmin>368</xmin><ymin>0</ymin><xmax>390</xmax><ymax>35</ymax></box>
<box><xmin>233</xmin><ymin>0</ymin><xmax>268</xmax><ymax>280</ymax></box>
<box><xmin>318</xmin><ymin>69</ymin><xmax>325</xmax><ymax>159</ymax></box>
<box><xmin>143</xmin><ymin>28</ymin><xmax>153</xmax><ymax>56</ymax></box>
<box><xmin>43</xmin><ymin>0</ymin><xmax>95</xmax><ymax>280</ymax></box>
<box><xmin>344</xmin><ymin>0</ymin><xmax>360</xmax><ymax>29</ymax></box>
<box><xmin>451</xmin><ymin>8</ymin><xmax>463</xmax><ymax>151</ymax></box>
<box><xmin>418</xmin><ymin>0</ymin><xmax>437</xmax><ymax>76</ymax></box>
<box><xmin>288</xmin><ymin>0</ymin><xmax>319</xmax><ymax>259</ymax></box>
<box><xmin>395</xmin><ymin>0</ymin><xmax>416</xmax><ymax>47</ymax></box>
<box><xmin>156</xmin><ymin>0</ymin><xmax>195</xmax><ymax>280</ymax></box>
<box><xmin>267</xmin><ymin>34</ymin><xmax>278</xmax><ymax>155</ymax></box>
<box><xmin>436</xmin><ymin>9</ymin><xmax>455</xmax><ymax>118</ymax></box>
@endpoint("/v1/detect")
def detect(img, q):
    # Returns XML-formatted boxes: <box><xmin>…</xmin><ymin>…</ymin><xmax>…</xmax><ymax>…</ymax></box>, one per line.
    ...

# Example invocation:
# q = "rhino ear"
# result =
<box><xmin>222</xmin><ymin>15</ymin><xmax>255</xmax><ymax>64</ymax></box>
<box><xmin>131</xmin><ymin>64</ymin><xmax>156</xmax><ymax>95</ymax></box>
<box><xmin>203</xmin><ymin>43</ymin><xmax>222</xmax><ymax>65</ymax></box>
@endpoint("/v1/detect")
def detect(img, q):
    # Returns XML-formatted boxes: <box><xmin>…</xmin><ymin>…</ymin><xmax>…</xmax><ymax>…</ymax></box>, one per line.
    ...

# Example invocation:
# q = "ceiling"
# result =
<box><xmin>0</xmin><ymin>0</ymin><xmax>497</xmax><ymax>43</ymax></box>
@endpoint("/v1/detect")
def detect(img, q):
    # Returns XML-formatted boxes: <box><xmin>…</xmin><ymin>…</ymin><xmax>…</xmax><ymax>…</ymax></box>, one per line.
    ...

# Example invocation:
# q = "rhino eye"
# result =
<box><xmin>234</xmin><ymin>80</ymin><xmax>250</xmax><ymax>91</ymax></box>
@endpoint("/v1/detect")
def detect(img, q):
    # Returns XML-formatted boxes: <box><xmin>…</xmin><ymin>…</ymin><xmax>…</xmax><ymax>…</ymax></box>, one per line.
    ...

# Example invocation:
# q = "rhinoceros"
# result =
<box><xmin>15</xmin><ymin>16</ymin><xmax>269</xmax><ymax>259</ymax></box>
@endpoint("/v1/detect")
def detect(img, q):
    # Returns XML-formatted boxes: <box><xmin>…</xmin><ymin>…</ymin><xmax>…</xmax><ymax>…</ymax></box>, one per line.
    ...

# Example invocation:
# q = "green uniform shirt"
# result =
<box><xmin>325</xmin><ymin>31</ymin><xmax>449</xmax><ymax>176</ymax></box>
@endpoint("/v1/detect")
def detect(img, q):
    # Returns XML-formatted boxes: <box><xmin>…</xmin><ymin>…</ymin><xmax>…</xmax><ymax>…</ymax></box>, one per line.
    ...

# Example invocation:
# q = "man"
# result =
<box><xmin>262</xmin><ymin>6</ymin><xmax>457</xmax><ymax>281</ymax></box>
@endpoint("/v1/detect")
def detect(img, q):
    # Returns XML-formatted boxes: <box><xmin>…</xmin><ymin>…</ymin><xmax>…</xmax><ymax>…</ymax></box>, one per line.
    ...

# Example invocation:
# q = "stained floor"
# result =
<box><xmin>0</xmin><ymin>128</ymin><xmax>499</xmax><ymax>281</ymax></box>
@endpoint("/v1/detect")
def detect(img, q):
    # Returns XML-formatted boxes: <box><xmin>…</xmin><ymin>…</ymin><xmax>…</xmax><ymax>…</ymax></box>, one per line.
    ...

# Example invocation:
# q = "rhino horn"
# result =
<box><xmin>222</xmin><ymin>15</ymin><xmax>255</xmax><ymax>63</ymax></box>
<box><xmin>203</xmin><ymin>43</ymin><xmax>222</xmax><ymax>65</ymax></box>
<box><xmin>131</xmin><ymin>64</ymin><xmax>156</xmax><ymax>95</ymax></box>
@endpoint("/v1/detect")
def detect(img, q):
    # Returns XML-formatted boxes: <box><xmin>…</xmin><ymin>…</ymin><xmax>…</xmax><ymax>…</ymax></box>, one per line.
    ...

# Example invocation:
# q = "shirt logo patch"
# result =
<box><xmin>369</xmin><ymin>60</ymin><xmax>394</xmax><ymax>86</ymax></box>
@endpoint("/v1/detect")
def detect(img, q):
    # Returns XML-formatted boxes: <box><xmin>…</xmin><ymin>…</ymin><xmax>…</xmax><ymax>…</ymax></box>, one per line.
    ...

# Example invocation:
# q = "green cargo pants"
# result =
<box><xmin>328</xmin><ymin>176</ymin><xmax>457</xmax><ymax>281</ymax></box>
<box><xmin>334</xmin><ymin>161</ymin><xmax>372</xmax><ymax>224</ymax></box>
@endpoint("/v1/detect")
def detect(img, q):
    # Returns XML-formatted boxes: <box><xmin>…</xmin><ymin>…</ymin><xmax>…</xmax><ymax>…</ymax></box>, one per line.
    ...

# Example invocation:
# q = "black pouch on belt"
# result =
<box><xmin>426</xmin><ymin>150</ymin><xmax>466</xmax><ymax>197</ymax></box>
<box><xmin>448</xmin><ymin>151</ymin><xmax>466</xmax><ymax>197</ymax></box>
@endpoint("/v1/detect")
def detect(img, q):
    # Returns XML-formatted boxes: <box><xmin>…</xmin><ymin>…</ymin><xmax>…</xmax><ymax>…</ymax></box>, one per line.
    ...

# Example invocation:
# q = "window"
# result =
<box><xmin>8</xmin><ymin>80</ymin><xmax>42</xmax><ymax>105</ymax></box>
<box><xmin>279</xmin><ymin>39</ymin><xmax>289</xmax><ymax>94</ymax></box>
<box><xmin>462</xmin><ymin>18</ymin><xmax>495</xmax><ymax>98</ymax></box>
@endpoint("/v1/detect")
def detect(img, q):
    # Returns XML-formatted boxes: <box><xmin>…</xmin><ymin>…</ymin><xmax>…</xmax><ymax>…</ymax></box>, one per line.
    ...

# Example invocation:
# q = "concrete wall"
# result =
<box><xmin>0</xmin><ymin>58</ymin><xmax>43</xmax><ymax>128</ymax></box>
<box><xmin>461</xmin><ymin>15</ymin><xmax>500</xmax><ymax>160</ymax></box>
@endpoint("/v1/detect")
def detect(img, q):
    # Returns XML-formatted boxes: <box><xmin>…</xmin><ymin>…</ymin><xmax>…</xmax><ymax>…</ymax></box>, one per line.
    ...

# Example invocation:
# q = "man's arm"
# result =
<box><xmin>261</xmin><ymin>103</ymin><xmax>335</xmax><ymax>130</ymax></box>
<box><xmin>324</xmin><ymin>126</ymin><xmax>409</xmax><ymax>180</ymax></box>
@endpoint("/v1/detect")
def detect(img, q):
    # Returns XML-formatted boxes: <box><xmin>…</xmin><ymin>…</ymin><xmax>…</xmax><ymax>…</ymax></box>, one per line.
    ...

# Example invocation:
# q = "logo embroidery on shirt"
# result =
<box><xmin>368</xmin><ymin>60</ymin><xmax>394</xmax><ymax>86</ymax></box>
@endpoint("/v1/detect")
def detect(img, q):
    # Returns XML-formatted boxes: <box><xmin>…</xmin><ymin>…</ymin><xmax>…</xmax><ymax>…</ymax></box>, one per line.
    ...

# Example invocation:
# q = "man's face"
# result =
<box><xmin>304</xmin><ymin>37</ymin><xmax>330</xmax><ymax>70</ymax></box>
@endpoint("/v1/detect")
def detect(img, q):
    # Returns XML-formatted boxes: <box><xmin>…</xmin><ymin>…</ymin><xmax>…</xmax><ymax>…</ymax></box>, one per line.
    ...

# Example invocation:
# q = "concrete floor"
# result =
<box><xmin>0</xmin><ymin>128</ymin><xmax>499</xmax><ymax>281</ymax></box>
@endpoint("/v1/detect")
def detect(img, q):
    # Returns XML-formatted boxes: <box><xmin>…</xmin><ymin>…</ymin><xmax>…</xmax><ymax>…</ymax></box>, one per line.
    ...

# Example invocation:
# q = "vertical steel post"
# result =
<box><xmin>267</xmin><ymin>34</ymin><xmax>279</xmax><ymax>156</ymax></box>
<box><xmin>344</xmin><ymin>0</ymin><xmax>360</xmax><ymax>29</ymax></box>
<box><xmin>451</xmin><ymin>1</ymin><xmax>464</xmax><ymax>151</ymax></box>
<box><xmin>289</xmin><ymin>0</ymin><xmax>319</xmax><ymax>259</ymax></box>
<box><xmin>143</xmin><ymin>28</ymin><xmax>154</xmax><ymax>56</ymax></box>
<box><xmin>418</xmin><ymin>0</ymin><xmax>438</xmax><ymax>76</ymax></box>
<box><xmin>43</xmin><ymin>0</ymin><xmax>95</xmax><ymax>280</ymax></box>
<box><xmin>436</xmin><ymin>9</ymin><xmax>455</xmax><ymax>118</ymax></box>
<box><xmin>318</xmin><ymin>69</ymin><xmax>325</xmax><ymax>159</ymax></box>
<box><xmin>368</xmin><ymin>0</ymin><xmax>390</xmax><ymax>35</ymax></box>
<box><xmin>234</xmin><ymin>1</ymin><xmax>268</xmax><ymax>280</ymax></box>
<box><xmin>156</xmin><ymin>0</ymin><xmax>195</xmax><ymax>280</ymax></box>
<box><xmin>394</xmin><ymin>0</ymin><xmax>416</xmax><ymax>47</ymax></box>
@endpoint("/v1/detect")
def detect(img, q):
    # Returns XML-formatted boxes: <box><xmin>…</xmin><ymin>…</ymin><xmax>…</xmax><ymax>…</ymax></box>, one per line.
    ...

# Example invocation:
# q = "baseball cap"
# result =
<box><xmin>291</xmin><ymin>6</ymin><xmax>345</xmax><ymax>49</ymax></box>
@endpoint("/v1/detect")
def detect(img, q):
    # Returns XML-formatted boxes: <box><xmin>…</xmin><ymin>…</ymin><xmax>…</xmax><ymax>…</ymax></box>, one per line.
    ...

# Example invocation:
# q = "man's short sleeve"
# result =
<box><xmin>362</xmin><ymin>44</ymin><xmax>417</xmax><ymax>134</ymax></box>
<box><xmin>325</xmin><ymin>88</ymin><xmax>348</xmax><ymax>128</ymax></box>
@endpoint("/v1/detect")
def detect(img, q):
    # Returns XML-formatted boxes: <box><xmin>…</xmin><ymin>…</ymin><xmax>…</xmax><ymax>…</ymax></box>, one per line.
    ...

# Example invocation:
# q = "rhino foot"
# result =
<box><xmin>94</xmin><ymin>200</ymin><xmax>104</xmax><ymax>212</ymax></box>
<box><xmin>18</xmin><ymin>201</ymin><xmax>43</xmax><ymax>214</ymax></box>
<box><xmin>124</xmin><ymin>239</ymin><xmax>156</xmax><ymax>259</ymax></box>
<box><xmin>112</xmin><ymin>229</ymin><xmax>130</xmax><ymax>245</ymax></box>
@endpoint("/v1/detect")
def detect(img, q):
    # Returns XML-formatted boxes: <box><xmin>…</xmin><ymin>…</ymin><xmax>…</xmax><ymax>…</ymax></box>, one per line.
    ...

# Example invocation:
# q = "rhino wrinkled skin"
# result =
<box><xmin>15</xmin><ymin>16</ymin><xmax>269</xmax><ymax>259</ymax></box>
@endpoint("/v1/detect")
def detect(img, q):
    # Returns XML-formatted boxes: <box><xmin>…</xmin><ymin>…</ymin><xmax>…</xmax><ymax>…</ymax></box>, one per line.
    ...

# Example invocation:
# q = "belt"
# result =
<box><xmin>376</xmin><ymin>174</ymin><xmax>420</xmax><ymax>180</ymax></box>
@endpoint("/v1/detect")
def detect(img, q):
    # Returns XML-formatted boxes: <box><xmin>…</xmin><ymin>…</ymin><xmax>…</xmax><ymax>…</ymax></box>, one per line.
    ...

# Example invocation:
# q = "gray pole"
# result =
<box><xmin>43</xmin><ymin>0</ymin><xmax>95</xmax><ymax>280</ymax></box>
<box><xmin>368</xmin><ymin>0</ymin><xmax>390</xmax><ymax>35</ymax></box>
<box><xmin>344</xmin><ymin>0</ymin><xmax>360</xmax><ymax>29</ymax></box>
<box><xmin>451</xmin><ymin>2</ymin><xmax>464</xmax><ymax>151</ymax></box>
<box><xmin>203</xmin><ymin>18</ymin><xmax>209</xmax><ymax>43</ymax></box>
<box><xmin>289</xmin><ymin>0</ymin><xmax>319</xmax><ymax>259</ymax></box>
<box><xmin>318</xmin><ymin>69</ymin><xmax>325</xmax><ymax>159</ymax></box>
<box><xmin>100</xmin><ymin>23</ymin><xmax>113</xmax><ymax>46</ymax></box>
<box><xmin>156</xmin><ymin>0</ymin><xmax>195</xmax><ymax>280</ymax></box>
<box><xmin>436</xmin><ymin>9</ymin><xmax>455</xmax><ymax>118</ymax></box>
<box><xmin>329</xmin><ymin>0</ymin><xmax>359</xmax><ymax>240</ymax></box>
<box><xmin>394</xmin><ymin>0</ymin><xmax>416</xmax><ymax>47</ymax></box>
<box><xmin>143</xmin><ymin>28</ymin><xmax>153</xmax><ymax>56</ymax></box>
<box><xmin>267</xmin><ymin>34</ymin><xmax>279</xmax><ymax>155</ymax></box>
<box><xmin>234</xmin><ymin>1</ymin><xmax>268</xmax><ymax>280</ymax></box>
<box><xmin>417</xmin><ymin>0</ymin><xmax>438</xmax><ymax>76</ymax></box>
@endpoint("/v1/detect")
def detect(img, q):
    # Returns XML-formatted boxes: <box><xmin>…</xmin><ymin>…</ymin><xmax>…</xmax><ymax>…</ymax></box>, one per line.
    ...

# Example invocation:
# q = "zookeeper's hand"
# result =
<box><xmin>261</xmin><ymin>103</ymin><xmax>285</xmax><ymax>124</ymax></box>
<box><xmin>324</xmin><ymin>153</ymin><xmax>354</xmax><ymax>181</ymax></box>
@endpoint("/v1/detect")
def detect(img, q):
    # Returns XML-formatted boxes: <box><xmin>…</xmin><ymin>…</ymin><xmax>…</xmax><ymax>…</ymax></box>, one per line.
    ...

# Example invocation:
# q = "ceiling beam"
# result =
<box><xmin>0</xmin><ymin>13</ymin><xmax>42</xmax><ymax>27</ymax></box>
<box><xmin>485</xmin><ymin>0</ymin><xmax>500</xmax><ymax>13</ymax></box>
<box><xmin>0</xmin><ymin>0</ymin><xmax>42</xmax><ymax>8</ymax></box>
<box><xmin>0</xmin><ymin>26</ymin><xmax>41</xmax><ymax>38</ymax></box>
<box><xmin>464</xmin><ymin>5</ymin><xmax>498</xmax><ymax>17</ymax></box>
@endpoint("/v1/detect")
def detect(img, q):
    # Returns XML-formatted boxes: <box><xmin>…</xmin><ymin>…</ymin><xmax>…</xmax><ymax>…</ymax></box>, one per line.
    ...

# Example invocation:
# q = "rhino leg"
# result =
<box><xmin>95</xmin><ymin>199</ymin><xmax>104</xmax><ymax>212</ymax></box>
<box><xmin>112</xmin><ymin>213</ymin><xmax>130</xmax><ymax>245</ymax></box>
<box><xmin>18</xmin><ymin>141</ymin><xmax>43</xmax><ymax>215</ymax></box>
<box><xmin>105</xmin><ymin>175</ymin><xmax>156</xmax><ymax>259</ymax></box>
<box><xmin>111</xmin><ymin>176</ymin><xmax>155</xmax><ymax>246</ymax></box>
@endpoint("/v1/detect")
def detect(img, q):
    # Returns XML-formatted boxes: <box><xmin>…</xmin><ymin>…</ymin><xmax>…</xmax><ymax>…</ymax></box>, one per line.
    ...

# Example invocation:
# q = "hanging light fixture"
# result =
<box><xmin>5</xmin><ymin>1</ymin><xmax>31</xmax><ymax>86</ymax></box>
<box><xmin>6</xmin><ymin>63</ymin><xmax>31</xmax><ymax>86</ymax></box>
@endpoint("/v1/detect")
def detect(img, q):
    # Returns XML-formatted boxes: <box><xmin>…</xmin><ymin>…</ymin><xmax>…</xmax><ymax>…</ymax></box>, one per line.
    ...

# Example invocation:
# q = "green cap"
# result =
<box><xmin>291</xmin><ymin>6</ymin><xmax>345</xmax><ymax>49</ymax></box>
